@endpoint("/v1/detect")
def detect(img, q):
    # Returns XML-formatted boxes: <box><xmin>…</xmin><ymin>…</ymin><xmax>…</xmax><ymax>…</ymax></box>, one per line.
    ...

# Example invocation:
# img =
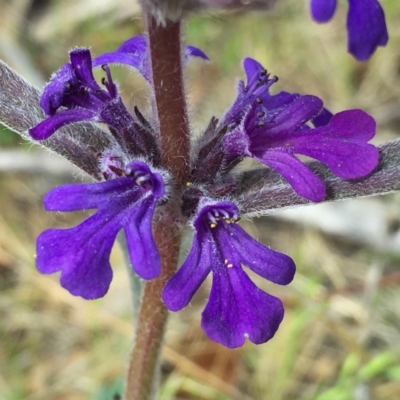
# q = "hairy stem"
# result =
<box><xmin>124</xmin><ymin>16</ymin><xmax>189</xmax><ymax>400</ymax></box>
<box><xmin>124</xmin><ymin>216</ymin><xmax>182</xmax><ymax>399</ymax></box>
<box><xmin>147</xmin><ymin>16</ymin><xmax>190</xmax><ymax>185</ymax></box>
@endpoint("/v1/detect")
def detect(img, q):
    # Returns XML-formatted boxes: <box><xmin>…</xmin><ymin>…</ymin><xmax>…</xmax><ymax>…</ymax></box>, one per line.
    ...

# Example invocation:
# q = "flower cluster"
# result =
<box><xmin>140</xmin><ymin>0</ymin><xmax>389</xmax><ymax>61</ymax></box>
<box><xmin>310</xmin><ymin>0</ymin><xmax>388</xmax><ymax>61</ymax></box>
<box><xmin>30</xmin><ymin>34</ymin><xmax>378</xmax><ymax>347</ymax></box>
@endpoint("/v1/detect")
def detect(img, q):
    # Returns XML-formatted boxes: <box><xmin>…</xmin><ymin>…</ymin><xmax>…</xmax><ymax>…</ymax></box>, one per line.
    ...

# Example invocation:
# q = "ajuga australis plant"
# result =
<box><xmin>0</xmin><ymin>1</ymin><xmax>396</xmax><ymax>399</ymax></box>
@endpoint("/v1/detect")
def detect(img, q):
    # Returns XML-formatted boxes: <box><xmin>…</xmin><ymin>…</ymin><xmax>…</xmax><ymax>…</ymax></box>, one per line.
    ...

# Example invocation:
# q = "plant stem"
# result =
<box><xmin>147</xmin><ymin>16</ymin><xmax>191</xmax><ymax>186</ymax></box>
<box><xmin>124</xmin><ymin>217</ymin><xmax>182</xmax><ymax>400</ymax></box>
<box><xmin>124</xmin><ymin>15</ymin><xmax>189</xmax><ymax>400</ymax></box>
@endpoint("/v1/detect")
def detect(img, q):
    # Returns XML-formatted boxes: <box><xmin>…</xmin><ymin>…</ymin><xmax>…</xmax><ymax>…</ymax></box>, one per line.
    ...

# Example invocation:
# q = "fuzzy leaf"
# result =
<box><xmin>236</xmin><ymin>139</ymin><xmax>400</xmax><ymax>217</ymax></box>
<box><xmin>0</xmin><ymin>60</ymin><xmax>110</xmax><ymax>179</ymax></box>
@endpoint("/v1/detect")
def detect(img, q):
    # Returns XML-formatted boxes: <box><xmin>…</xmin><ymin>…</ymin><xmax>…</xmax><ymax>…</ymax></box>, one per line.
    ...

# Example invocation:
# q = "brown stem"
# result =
<box><xmin>147</xmin><ymin>16</ymin><xmax>190</xmax><ymax>185</ymax></box>
<box><xmin>124</xmin><ymin>16</ymin><xmax>190</xmax><ymax>400</ymax></box>
<box><xmin>124</xmin><ymin>215</ymin><xmax>182</xmax><ymax>399</ymax></box>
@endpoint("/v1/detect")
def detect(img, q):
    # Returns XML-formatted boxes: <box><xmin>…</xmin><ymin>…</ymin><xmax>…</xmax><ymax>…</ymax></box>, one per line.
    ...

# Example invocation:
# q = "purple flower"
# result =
<box><xmin>36</xmin><ymin>161</ymin><xmax>165</xmax><ymax>299</ymax></box>
<box><xmin>29</xmin><ymin>48</ymin><xmax>136</xmax><ymax>141</ymax></box>
<box><xmin>163</xmin><ymin>199</ymin><xmax>295</xmax><ymax>348</ymax></box>
<box><xmin>93</xmin><ymin>34</ymin><xmax>208</xmax><ymax>82</ymax></box>
<box><xmin>310</xmin><ymin>0</ymin><xmax>388</xmax><ymax>61</ymax></box>
<box><xmin>223</xmin><ymin>58</ymin><xmax>379</xmax><ymax>202</ymax></box>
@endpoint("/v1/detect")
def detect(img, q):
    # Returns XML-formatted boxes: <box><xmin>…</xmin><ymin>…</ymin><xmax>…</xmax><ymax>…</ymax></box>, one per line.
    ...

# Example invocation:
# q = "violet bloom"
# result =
<box><xmin>223</xmin><ymin>58</ymin><xmax>379</xmax><ymax>201</ymax></box>
<box><xmin>29</xmin><ymin>48</ymin><xmax>136</xmax><ymax>140</ymax></box>
<box><xmin>36</xmin><ymin>161</ymin><xmax>165</xmax><ymax>299</ymax></box>
<box><xmin>25</xmin><ymin>31</ymin><xmax>381</xmax><ymax>349</ymax></box>
<box><xmin>310</xmin><ymin>0</ymin><xmax>388</xmax><ymax>61</ymax></box>
<box><xmin>163</xmin><ymin>200</ymin><xmax>295</xmax><ymax>348</ymax></box>
<box><xmin>93</xmin><ymin>34</ymin><xmax>208</xmax><ymax>82</ymax></box>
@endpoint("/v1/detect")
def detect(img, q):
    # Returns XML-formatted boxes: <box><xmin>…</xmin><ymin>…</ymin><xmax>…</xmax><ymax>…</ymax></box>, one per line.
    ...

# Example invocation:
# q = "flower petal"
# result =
<box><xmin>93</xmin><ymin>35</ymin><xmax>208</xmax><ymax>83</ymax></box>
<box><xmin>225</xmin><ymin>223</ymin><xmax>296</xmax><ymax>285</ymax></box>
<box><xmin>310</xmin><ymin>0</ymin><xmax>337</xmax><ymax>22</ymax></box>
<box><xmin>285</xmin><ymin>110</ymin><xmax>379</xmax><ymax>178</ymax></box>
<box><xmin>29</xmin><ymin>109</ymin><xmax>96</xmax><ymax>140</ymax></box>
<box><xmin>162</xmin><ymin>230</ymin><xmax>212</xmax><ymax>311</ymax></box>
<box><xmin>40</xmin><ymin>63</ymin><xmax>77</xmax><ymax>115</ymax></box>
<box><xmin>312</xmin><ymin>107</ymin><xmax>333</xmax><ymax>127</ymax></box>
<box><xmin>263</xmin><ymin>91</ymin><xmax>300</xmax><ymax>111</ymax></box>
<box><xmin>36</xmin><ymin>208</ymin><xmax>121</xmax><ymax>299</ymax></box>
<box><xmin>202</xmin><ymin>266</ymin><xmax>284</xmax><ymax>348</ymax></box>
<box><xmin>347</xmin><ymin>0</ymin><xmax>388</xmax><ymax>61</ymax></box>
<box><xmin>243</xmin><ymin>57</ymin><xmax>264</xmax><ymax>89</ymax></box>
<box><xmin>255</xmin><ymin>150</ymin><xmax>326</xmax><ymax>202</ymax></box>
<box><xmin>43</xmin><ymin>178</ymin><xmax>139</xmax><ymax>212</ymax></box>
<box><xmin>263</xmin><ymin>95</ymin><xmax>323</xmax><ymax>136</ymax></box>
<box><xmin>70</xmin><ymin>48</ymin><xmax>101</xmax><ymax>92</ymax></box>
<box><xmin>117</xmin><ymin>35</ymin><xmax>147</xmax><ymax>54</ymax></box>
<box><xmin>93</xmin><ymin>52</ymin><xmax>146</xmax><ymax>79</ymax></box>
<box><xmin>186</xmin><ymin>46</ymin><xmax>209</xmax><ymax>61</ymax></box>
<box><xmin>244</xmin><ymin>95</ymin><xmax>323</xmax><ymax>151</ymax></box>
<box><xmin>36</xmin><ymin>160</ymin><xmax>164</xmax><ymax>298</ymax></box>
<box><xmin>124</xmin><ymin>196</ymin><xmax>161</xmax><ymax>280</ymax></box>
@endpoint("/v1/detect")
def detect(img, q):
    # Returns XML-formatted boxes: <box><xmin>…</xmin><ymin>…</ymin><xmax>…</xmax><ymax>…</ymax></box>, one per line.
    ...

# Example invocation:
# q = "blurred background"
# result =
<box><xmin>1</xmin><ymin>0</ymin><xmax>400</xmax><ymax>399</ymax></box>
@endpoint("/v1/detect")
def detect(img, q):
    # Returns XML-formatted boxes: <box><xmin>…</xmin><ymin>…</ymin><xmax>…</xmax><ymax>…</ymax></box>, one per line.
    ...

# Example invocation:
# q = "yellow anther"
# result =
<box><xmin>210</xmin><ymin>223</ymin><xmax>217</xmax><ymax>228</ymax></box>
<box><xmin>227</xmin><ymin>264</ymin><xmax>233</xmax><ymax>268</ymax></box>
<box><xmin>186</xmin><ymin>182</ymin><xmax>192</xmax><ymax>187</ymax></box>
<box><xmin>225</xmin><ymin>219</ymin><xmax>231</xmax><ymax>224</ymax></box>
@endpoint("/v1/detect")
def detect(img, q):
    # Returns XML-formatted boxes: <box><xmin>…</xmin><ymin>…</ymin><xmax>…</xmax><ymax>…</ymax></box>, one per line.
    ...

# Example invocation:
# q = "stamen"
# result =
<box><xmin>264</xmin><ymin>75</ymin><xmax>278</xmax><ymax>92</ymax></box>
<box><xmin>208</xmin><ymin>212</ymin><xmax>217</xmax><ymax>224</ymax></box>
<box><xmin>135</xmin><ymin>174</ymin><xmax>150</xmax><ymax>186</ymax></box>
<box><xmin>101</xmin><ymin>64</ymin><xmax>117</xmax><ymax>98</ymax></box>
<box><xmin>227</xmin><ymin>263</ymin><xmax>233</xmax><ymax>268</ymax></box>
<box><xmin>135</xmin><ymin>177</ymin><xmax>146</xmax><ymax>186</ymax></box>
<box><xmin>219</xmin><ymin>209</ymin><xmax>230</xmax><ymax>219</ymax></box>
